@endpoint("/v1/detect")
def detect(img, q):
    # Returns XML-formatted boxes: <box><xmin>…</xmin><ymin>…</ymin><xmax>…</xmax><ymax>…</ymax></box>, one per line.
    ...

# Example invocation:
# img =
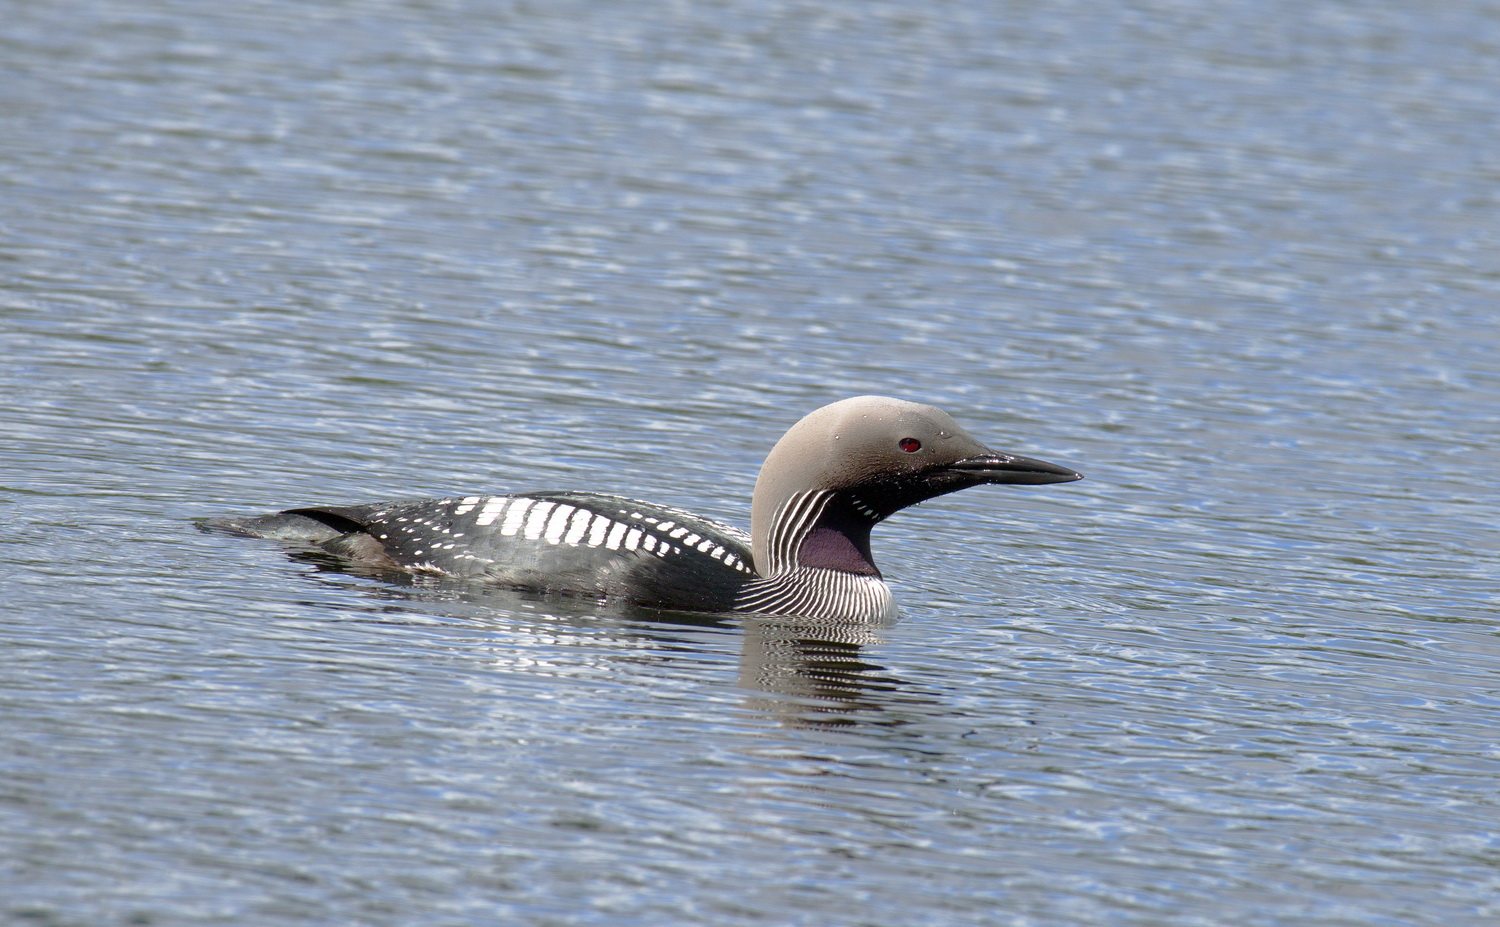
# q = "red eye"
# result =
<box><xmin>899</xmin><ymin>437</ymin><xmax>921</xmax><ymax>453</ymax></box>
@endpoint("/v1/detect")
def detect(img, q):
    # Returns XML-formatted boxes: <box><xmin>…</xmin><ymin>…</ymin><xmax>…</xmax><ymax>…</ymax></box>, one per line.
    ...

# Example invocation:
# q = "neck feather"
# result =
<box><xmin>755</xmin><ymin>490</ymin><xmax>882</xmax><ymax>577</ymax></box>
<box><xmin>797</xmin><ymin>515</ymin><xmax>879</xmax><ymax>576</ymax></box>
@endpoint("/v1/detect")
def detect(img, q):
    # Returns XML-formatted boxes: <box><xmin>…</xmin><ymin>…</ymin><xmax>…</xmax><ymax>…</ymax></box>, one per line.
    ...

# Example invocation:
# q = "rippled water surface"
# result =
<box><xmin>5</xmin><ymin>1</ymin><xmax>1499</xmax><ymax>924</ymax></box>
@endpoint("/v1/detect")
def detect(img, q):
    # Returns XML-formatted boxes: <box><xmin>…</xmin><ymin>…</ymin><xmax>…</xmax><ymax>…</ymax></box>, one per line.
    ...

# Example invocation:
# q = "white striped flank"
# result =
<box><xmin>563</xmin><ymin>507</ymin><xmax>592</xmax><ymax>545</ymax></box>
<box><xmin>734</xmin><ymin>568</ymin><xmax>895</xmax><ymax>621</ymax></box>
<box><xmin>521</xmin><ymin>501</ymin><xmax>555</xmax><ymax>540</ymax></box>
<box><xmin>472</xmin><ymin>496</ymin><xmax>508</xmax><ymax>526</ymax></box>
<box><xmin>499</xmin><ymin>499</ymin><xmax>531</xmax><ymax>536</ymax></box>
<box><xmin>543</xmin><ymin>504</ymin><xmax>575</xmax><ymax>543</ymax></box>
<box><xmin>371</xmin><ymin>492</ymin><xmax>759</xmax><ymax>580</ymax></box>
<box><xmin>581</xmin><ymin>493</ymin><xmax>752</xmax><ymax>548</ymax></box>
<box><xmin>585</xmin><ymin>514</ymin><xmax>610</xmax><ymax>547</ymax></box>
<box><xmin>573</xmin><ymin>496</ymin><xmax>755</xmax><ymax>570</ymax></box>
<box><xmin>604</xmin><ymin>521</ymin><xmax>630</xmax><ymax>551</ymax></box>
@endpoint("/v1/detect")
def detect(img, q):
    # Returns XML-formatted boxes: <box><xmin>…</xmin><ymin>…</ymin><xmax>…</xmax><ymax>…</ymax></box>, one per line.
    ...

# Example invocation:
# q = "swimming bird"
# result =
<box><xmin>208</xmin><ymin>396</ymin><xmax>1081</xmax><ymax>620</ymax></box>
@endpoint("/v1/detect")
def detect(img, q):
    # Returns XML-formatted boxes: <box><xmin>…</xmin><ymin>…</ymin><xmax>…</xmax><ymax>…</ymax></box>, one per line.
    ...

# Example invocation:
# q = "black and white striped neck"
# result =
<box><xmin>734</xmin><ymin>488</ymin><xmax>894</xmax><ymax>621</ymax></box>
<box><xmin>756</xmin><ymin>488</ymin><xmax>903</xmax><ymax>577</ymax></box>
<box><xmin>735</xmin><ymin>567</ymin><xmax>895</xmax><ymax>622</ymax></box>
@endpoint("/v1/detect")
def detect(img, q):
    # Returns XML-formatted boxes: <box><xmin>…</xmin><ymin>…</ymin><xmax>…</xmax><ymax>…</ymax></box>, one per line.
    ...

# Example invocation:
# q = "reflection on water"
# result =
<box><xmin>282</xmin><ymin>545</ymin><xmax>916</xmax><ymax>728</ymax></box>
<box><xmin>737</xmin><ymin>617</ymin><xmax>910</xmax><ymax>728</ymax></box>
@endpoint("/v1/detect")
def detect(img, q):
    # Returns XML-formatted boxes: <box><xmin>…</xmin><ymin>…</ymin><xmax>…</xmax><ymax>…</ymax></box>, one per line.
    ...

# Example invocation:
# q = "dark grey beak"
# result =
<box><xmin>947</xmin><ymin>453</ymin><xmax>1083</xmax><ymax>486</ymax></box>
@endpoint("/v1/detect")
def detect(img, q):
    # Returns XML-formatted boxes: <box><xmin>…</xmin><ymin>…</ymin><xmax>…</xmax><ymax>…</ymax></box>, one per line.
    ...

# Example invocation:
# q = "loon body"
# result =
<box><xmin>209</xmin><ymin>396</ymin><xmax>1081</xmax><ymax>620</ymax></box>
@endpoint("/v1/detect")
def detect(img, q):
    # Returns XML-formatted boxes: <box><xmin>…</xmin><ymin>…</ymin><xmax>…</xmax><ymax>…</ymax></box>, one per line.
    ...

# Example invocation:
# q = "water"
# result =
<box><xmin>4</xmin><ymin>0</ymin><xmax>1499</xmax><ymax>924</ymax></box>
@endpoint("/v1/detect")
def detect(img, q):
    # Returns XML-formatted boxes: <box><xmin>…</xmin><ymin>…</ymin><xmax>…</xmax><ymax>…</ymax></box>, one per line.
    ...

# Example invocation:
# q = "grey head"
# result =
<box><xmin>749</xmin><ymin>396</ymin><xmax>1081</xmax><ymax>579</ymax></box>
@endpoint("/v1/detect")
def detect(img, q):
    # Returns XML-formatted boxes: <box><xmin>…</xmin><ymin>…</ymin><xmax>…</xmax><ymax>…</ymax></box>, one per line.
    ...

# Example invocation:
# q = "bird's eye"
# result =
<box><xmin>899</xmin><ymin>437</ymin><xmax>921</xmax><ymax>453</ymax></box>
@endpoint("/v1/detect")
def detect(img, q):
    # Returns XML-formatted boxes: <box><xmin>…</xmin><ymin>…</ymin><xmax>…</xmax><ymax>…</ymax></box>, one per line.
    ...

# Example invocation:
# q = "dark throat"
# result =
<box><xmin>795</xmin><ymin>503</ymin><xmax>880</xmax><ymax>576</ymax></box>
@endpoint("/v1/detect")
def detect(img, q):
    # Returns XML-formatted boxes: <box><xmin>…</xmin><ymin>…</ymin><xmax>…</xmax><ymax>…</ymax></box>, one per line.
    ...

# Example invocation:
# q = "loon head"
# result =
<box><xmin>749</xmin><ymin>396</ymin><xmax>1081</xmax><ymax>578</ymax></box>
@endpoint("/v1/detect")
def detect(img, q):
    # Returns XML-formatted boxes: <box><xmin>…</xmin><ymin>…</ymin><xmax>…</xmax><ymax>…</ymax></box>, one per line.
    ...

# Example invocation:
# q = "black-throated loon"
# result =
<box><xmin>208</xmin><ymin>396</ymin><xmax>1081</xmax><ymax>620</ymax></box>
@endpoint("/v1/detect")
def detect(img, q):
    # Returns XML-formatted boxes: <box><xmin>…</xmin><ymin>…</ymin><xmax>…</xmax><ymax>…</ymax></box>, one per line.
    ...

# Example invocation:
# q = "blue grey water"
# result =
<box><xmin>3</xmin><ymin>0</ymin><xmax>1498</xmax><ymax>924</ymax></box>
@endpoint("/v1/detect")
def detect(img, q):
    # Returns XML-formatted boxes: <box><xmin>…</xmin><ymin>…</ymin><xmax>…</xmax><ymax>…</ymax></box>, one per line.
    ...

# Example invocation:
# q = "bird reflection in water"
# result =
<box><xmin>736</xmin><ymin>616</ymin><xmax>909</xmax><ymax>728</ymax></box>
<box><xmin>258</xmin><ymin>552</ymin><xmax>919</xmax><ymax>728</ymax></box>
